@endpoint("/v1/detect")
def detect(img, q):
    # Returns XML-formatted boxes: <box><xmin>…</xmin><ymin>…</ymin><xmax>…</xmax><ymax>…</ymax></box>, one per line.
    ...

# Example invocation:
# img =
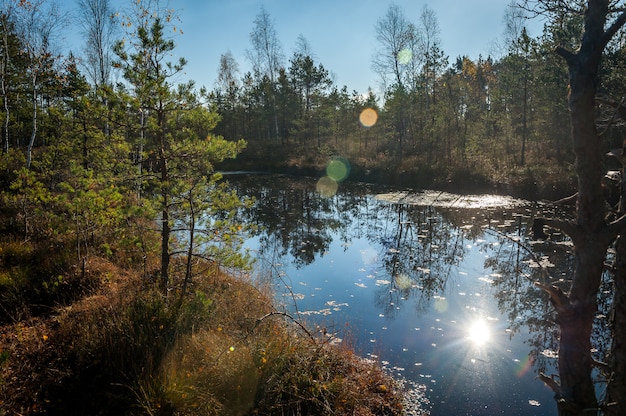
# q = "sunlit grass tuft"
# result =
<box><xmin>159</xmin><ymin>330</ymin><xmax>259</xmax><ymax>414</ymax></box>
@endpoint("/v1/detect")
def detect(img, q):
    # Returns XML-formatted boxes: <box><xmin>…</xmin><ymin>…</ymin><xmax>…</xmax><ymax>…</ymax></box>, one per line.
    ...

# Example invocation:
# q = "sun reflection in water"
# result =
<box><xmin>467</xmin><ymin>318</ymin><xmax>491</xmax><ymax>346</ymax></box>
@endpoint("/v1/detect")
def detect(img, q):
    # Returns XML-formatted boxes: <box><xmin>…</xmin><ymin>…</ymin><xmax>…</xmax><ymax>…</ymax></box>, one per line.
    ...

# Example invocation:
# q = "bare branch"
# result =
<box><xmin>485</xmin><ymin>228</ymin><xmax>555</xmax><ymax>283</ymax></box>
<box><xmin>538</xmin><ymin>372</ymin><xmax>562</xmax><ymax>396</ymax></box>
<box><xmin>602</xmin><ymin>11</ymin><xmax>626</xmax><ymax>50</ymax></box>
<box><xmin>516</xmin><ymin>0</ymin><xmax>582</xmax><ymax>18</ymax></box>
<box><xmin>532</xmin><ymin>217</ymin><xmax>580</xmax><ymax>242</ymax></box>
<box><xmin>596</xmin><ymin>95</ymin><xmax>626</xmax><ymax>137</ymax></box>
<box><xmin>535</xmin><ymin>281</ymin><xmax>571</xmax><ymax>310</ymax></box>
<box><xmin>252</xmin><ymin>311</ymin><xmax>316</xmax><ymax>342</ymax></box>
<box><xmin>597</xmin><ymin>95</ymin><xmax>626</xmax><ymax>119</ymax></box>
<box><xmin>605</xmin><ymin>212</ymin><xmax>626</xmax><ymax>241</ymax></box>
<box><xmin>556</xmin><ymin>45</ymin><xmax>576</xmax><ymax>65</ymax></box>
<box><xmin>592</xmin><ymin>359</ymin><xmax>610</xmax><ymax>372</ymax></box>
<box><xmin>554</xmin><ymin>192</ymin><xmax>577</xmax><ymax>206</ymax></box>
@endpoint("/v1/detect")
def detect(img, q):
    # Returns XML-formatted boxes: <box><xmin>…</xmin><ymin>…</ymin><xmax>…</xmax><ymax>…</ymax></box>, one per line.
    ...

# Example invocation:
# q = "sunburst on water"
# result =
<box><xmin>467</xmin><ymin>319</ymin><xmax>491</xmax><ymax>346</ymax></box>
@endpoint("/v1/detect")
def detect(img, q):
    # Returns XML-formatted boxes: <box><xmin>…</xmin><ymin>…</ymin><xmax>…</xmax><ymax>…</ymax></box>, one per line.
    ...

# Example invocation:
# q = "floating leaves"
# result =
<box><xmin>299</xmin><ymin>301</ymin><xmax>348</xmax><ymax>316</ymax></box>
<box><xmin>540</xmin><ymin>349</ymin><xmax>558</xmax><ymax>359</ymax></box>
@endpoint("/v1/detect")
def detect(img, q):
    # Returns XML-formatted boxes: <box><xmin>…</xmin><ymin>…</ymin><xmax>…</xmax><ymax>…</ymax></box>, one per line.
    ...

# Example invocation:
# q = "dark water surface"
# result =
<box><xmin>229</xmin><ymin>174</ymin><xmax>569</xmax><ymax>415</ymax></box>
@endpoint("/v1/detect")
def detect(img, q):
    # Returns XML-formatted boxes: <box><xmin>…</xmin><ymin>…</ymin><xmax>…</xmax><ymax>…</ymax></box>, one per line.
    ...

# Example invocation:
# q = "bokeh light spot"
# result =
<box><xmin>316</xmin><ymin>176</ymin><xmax>338</xmax><ymax>198</ymax></box>
<box><xmin>394</xmin><ymin>273</ymin><xmax>412</xmax><ymax>290</ymax></box>
<box><xmin>326</xmin><ymin>157</ymin><xmax>350</xmax><ymax>182</ymax></box>
<box><xmin>397</xmin><ymin>48</ymin><xmax>412</xmax><ymax>65</ymax></box>
<box><xmin>359</xmin><ymin>108</ymin><xmax>378</xmax><ymax>127</ymax></box>
<box><xmin>434</xmin><ymin>296</ymin><xmax>448</xmax><ymax>313</ymax></box>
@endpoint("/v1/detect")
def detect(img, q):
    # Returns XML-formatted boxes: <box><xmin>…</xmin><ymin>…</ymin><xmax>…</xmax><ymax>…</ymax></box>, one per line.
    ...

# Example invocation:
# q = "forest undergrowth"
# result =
<box><xmin>0</xmin><ymin>248</ymin><xmax>415</xmax><ymax>415</ymax></box>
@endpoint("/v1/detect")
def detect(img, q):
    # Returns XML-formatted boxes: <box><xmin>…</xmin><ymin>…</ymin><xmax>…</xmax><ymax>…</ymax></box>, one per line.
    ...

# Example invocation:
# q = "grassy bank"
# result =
<box><xmin>221</xmin><ymin>142</ymin><xmax>578</xmax><ymax>201</ymax></box>
<box><xmin>0</xmin><ymin>248</ymin><xmax>413</xmax><ymax>415</ymax></box>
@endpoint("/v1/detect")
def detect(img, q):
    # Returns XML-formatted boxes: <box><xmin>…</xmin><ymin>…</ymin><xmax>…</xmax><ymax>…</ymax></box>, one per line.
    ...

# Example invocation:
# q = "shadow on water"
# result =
<box><xmin>225</xmin><ymin>173</ymin><xmax>605</xmax><ymax>415</ymax></box>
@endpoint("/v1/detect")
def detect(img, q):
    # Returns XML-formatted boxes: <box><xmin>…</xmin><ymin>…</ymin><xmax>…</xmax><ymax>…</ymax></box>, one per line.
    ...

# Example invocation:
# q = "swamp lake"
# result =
<box><xmin>227</xmin><ymin>173</ymin><xmax>582</xmax><ymax>415</ymax></box>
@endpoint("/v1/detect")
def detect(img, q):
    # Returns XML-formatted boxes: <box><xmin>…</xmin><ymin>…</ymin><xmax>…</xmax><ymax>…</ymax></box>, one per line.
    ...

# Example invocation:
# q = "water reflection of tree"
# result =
<box><xmin>439</xmin><ymin>202</ymin><xmax>615</xmax><ymax>390</ymax></box>
<box><xmin>371</xmin><ymin>203</ymin><xmax>466</xmax><ymax>317</ymax></box>
<box><xmin>229</xmin><ymin>175</ymin><xmax>610</xmax><ymax>379</ymax></box>
<box><xmin>478</xmin><ymin>206</ymin><xmax>620</xmax><ymax>381</ymax></box>
<box><xmin>483</xmin><ymin>228</ymin><xmax>561</xmax><ymax>374</ymax></box>
<box><xmin>230</xmin><ymin>175</ymin><xmax>337</xmax><ymax>267</ymax></box>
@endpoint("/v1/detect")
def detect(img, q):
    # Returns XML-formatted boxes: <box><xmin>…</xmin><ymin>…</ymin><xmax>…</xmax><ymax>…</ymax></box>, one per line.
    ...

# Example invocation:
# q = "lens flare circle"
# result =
<box><xmin>434</xmin><ymin>297</ymin><xmax>448</xmax><ymax>313</ymax></box>
<box><xmin>326</xmin><ymin>157</ymin><xmax>350</xmax><ymax>182</ymax></box>
<box><xmin>397</xmin><ymin>48</ymin><xmax>412</xmax><ymax>65</ymax></box>
<box><xmin>394</xmin><ymin>273</ymin><xmax>412</xmax><ymax>290</ymax></box>
<box><xmin>359</xmin><ymin>108</ymin><xmax>378</xmax><ymax>127</ymax></box>
<box><xmin>316</xmin><ymin>176</ymin><xmax>338</xmax><ymax>198</ymax></box>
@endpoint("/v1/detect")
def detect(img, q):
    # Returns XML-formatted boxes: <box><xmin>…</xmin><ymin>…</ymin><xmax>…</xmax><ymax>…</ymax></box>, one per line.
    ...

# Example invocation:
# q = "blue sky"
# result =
<box><xmin>57</xmin><ymin>0</ymin><xmax>544</xmax><ymax>96</ymax></box>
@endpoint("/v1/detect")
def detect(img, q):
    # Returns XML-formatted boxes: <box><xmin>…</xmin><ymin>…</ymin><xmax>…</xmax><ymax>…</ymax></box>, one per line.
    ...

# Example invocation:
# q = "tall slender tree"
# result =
<box><xmin>288</xmin><ymin>52</ymin><xmax>332</xmax><ymax>146</ymax></box>
<box><xmin>372</xmin><ymin>3</ymin><xmax>418</xmax><ymax>91</ymax></box>
<box><xmin>77</xmin><ymin>0</ymin><xmax>116</xmax><ymax>90</ymax></box>
<box><xmin>114</xmin><ymin>0</ymin><xmax>186</xmax><ymax>293</ymax></box>
<box><xmin>247</xmin><ymin>6</ymin><xmax>283</xmax><ymax>141</ymax></box>
<box><xmin>214</xmin><ymin>51</ymin><xmax>241</xmax><ymax>139</ymax></box>
<box><xmin>14</xmin><ymin>0</ymin><xmax>64</xmax><ymax>168</ymax></box>
<box><xmin>0</xmin><ymin>0</ymin><xmax>21</xmax><ymax>154</ymax></box>
<box><xmin>419</xmin><ymin>5</ymin><xmax>446</xmax><ymax>106</ymax></box>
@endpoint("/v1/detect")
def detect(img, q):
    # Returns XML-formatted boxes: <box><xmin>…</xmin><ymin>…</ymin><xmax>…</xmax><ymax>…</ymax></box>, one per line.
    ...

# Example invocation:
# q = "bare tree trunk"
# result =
<box><xmin>558</xmin><ymin>33</ymin><xmax>607</xmax><ymax>413</ymax></box>
<box><xmin>26</xmin><ymin>72</ymin><xmax>37</xmax><ymax>169</ymax></box>
<box><xmin>137</xmin><ymin>108</ymin><xmax>145</xmax><ymax>200</ymax></box>
<box><xmin>158</xmin><ymin>106</ymin><xmax>170</xmax><ymax>295</ymax></box>
<box><xmin>1</xmin><ymin>70</ymin><xmax>9</xmax><ymax>154</ymax></box>
<box><xmin>559</xmin><ymin>14</ymin><xmax>612</xmax><ymax>412</ymax></box>
<box><xmin>520</xmin><ymin>67</ymin><xmax>528</xmax><ymax>166</ymax></box>
<box><xmin>1</xmin><ymin>28</ymin><xmax>9</xmax><ymax>155</ymax></box>
<box><xmin>181</xmin><ymin>189</ymin><xmax>195</xmax><ymax>300</ymax></box>
<box><xmin>547</xmin><ymin>42</ymin><xmax>603</xmax><ymax>416</ymax></box>
<box><xmin>0</xmin><ymin>6</ymin><xmax>11</xmax><ymax>154</ymax></box>
<box><xmin>554</xmin><ymin>241</ymin><xmax>606</xmax><ymax>414</ymax></box>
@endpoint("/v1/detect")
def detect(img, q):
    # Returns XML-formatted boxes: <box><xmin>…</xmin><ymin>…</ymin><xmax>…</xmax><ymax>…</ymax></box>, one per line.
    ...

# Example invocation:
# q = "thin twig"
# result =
<box><xmin>252</xmin><ymin>311</ymin><xmax>316</xmax><ymax>342</ymax></box>
<box><xmin>485</xmin><ymin>228</ymin><xmax>554</xmax><ymax>284</ymax></box>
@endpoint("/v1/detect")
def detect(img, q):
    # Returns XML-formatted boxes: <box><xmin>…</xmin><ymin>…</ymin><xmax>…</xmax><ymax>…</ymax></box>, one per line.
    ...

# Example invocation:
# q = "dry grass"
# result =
<box><xmin>0</xmin><ymin>256</ymin><xmax>410</xmax><ymax>415</ymax></box>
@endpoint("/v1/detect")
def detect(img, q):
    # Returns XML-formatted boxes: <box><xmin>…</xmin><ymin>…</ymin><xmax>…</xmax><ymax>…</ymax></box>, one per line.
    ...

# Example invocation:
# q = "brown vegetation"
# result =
<box><xmin>0</xmin><ymin>251</ymin><xmax>410</xmax><ymax>415</ymax></box>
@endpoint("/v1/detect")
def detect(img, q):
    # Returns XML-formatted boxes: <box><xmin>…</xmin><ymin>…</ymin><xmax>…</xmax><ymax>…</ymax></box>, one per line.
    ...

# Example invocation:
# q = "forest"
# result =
<box><xmin>210</xmin><ymin>1</ymin><xmax>625</xmax><ymax>199</ymax></box>
<box><xmin>1</xmin><ymin>0</ymin><xmax>626</xmax><ymax>414</ymax></box>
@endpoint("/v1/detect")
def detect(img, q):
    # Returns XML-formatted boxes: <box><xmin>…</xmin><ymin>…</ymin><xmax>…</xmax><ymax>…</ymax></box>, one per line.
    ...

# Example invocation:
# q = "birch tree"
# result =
<box><xmin>77</xmin><ymin>0</ymin><xmax>116</xmax><ymax>89</ymax></box>
<box><xmin>14</xmin><ymin>0</ymin><xmax>64</xmax><ymax>168</ymax></box>
<box><xmin>0</xmin><ymin>0</ymin><xmax>20</xmax><ymax>154</ymax></box>
<box><xmin>372</xmin><ymin>3</ymin><xmax>419</xmax><ymax>91</ymax></box>
<box><xmin>246</xmin><ymin>6</ymin><xmax>284</xmax><ymax>141</ymax></box>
